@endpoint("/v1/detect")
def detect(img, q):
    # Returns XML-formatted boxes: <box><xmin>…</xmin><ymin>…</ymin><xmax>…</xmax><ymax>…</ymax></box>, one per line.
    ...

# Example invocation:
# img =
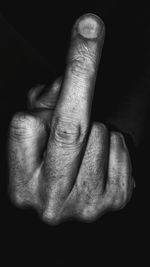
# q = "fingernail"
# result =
<box><xmin>77</xmin><ymin>13</ymin><xmax>105</xmax><ymax>39</ymax></box>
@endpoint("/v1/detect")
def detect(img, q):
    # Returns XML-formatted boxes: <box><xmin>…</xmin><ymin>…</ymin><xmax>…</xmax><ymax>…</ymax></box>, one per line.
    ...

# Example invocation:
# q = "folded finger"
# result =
<box><xmin>8</xmin><ymin>113</ymin><xmax>47</xmax><ymax>208</ymax></box>
<box><xmin>61</xmin><ymin>122</ymin><xmax>109</xmax><ymax>220</ymax></box>
<box><xmin>104</xmin><ymin>132</ymin><xmax>134</xmax><ymax>209</ymax></box>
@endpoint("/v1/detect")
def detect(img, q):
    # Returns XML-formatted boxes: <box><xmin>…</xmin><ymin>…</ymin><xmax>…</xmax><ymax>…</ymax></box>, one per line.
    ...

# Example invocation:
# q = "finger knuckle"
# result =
<box><xmin>9</xmin><ymin>113</ymin><xmax>41</xmax><ymax>142</ymax></box>
<box><xmin>104</xmin><ymin>187</ymin><xmax>123</xmax><ymax>209</ymax></box>
<box><xmin>51</xmin><ymin>117</ymin><xmax>85</xmax><ymax>146</ymax></box>
<box><xmin>105</xmin><ymin>175</ymin><xmax>131</xmax><ymax>210</ymax></box>
<box><xmin>42</xmin><ymin>210</ymin><xmax>62</xmax><ymax>225</ymax></box>
<box><xmin>112</xmin><ymin>182</ymin><xmax>133</xmax><ymax>210</ymax></box>
<box><xmin>112</xmin><ymin>192</ymin><xmax>125</xmax><ymax>209</ymax></box>
<box><xmin>78</xmin><ymin>206</ymin><xmax>99</xmax><ymax>222</ymax></box>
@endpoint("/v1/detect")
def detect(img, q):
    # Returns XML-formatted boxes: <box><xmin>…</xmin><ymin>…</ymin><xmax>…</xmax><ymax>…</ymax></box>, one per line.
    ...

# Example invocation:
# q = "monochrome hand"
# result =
<box><xmin>8</xmin><ymin>13</ymin><xmax>134</xmax><ymax>224</ymax></box>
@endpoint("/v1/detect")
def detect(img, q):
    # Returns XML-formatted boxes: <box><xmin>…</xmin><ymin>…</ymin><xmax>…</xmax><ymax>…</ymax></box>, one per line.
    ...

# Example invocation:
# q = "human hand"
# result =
<box><xmin>8</xmin><ymin>13</ymin><xmax>134</xmax><ymax>224</ymax></box>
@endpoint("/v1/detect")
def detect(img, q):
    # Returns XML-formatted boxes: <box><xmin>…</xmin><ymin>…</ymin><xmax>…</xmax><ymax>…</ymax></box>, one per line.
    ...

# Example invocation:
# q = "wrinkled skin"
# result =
<box><xmin>8</xmin><ymin>13</ymin><xmax>134</xmax><ymax>225</ymax></box>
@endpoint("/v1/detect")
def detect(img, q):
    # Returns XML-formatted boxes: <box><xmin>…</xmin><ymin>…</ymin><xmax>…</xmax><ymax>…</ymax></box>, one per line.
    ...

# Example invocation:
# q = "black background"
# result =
<box><xmin>0</xmin><ymin>1</ymin><xmax>149</xmax><ymax>265</ymax></box>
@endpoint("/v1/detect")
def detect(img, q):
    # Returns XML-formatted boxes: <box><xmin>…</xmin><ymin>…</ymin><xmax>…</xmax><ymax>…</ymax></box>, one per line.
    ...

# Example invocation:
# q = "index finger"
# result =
<box><xmin>53</xmin><ymin>13</ymin><xmax>105</xmax><ymax>130</ymax></box>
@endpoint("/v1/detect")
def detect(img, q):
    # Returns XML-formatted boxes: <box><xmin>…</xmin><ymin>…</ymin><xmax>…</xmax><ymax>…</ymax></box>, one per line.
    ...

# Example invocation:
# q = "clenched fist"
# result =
<box><xmin>8</xmin><ymin>13</ymin><xmax>134</xmax><ymax>224</ymax></box>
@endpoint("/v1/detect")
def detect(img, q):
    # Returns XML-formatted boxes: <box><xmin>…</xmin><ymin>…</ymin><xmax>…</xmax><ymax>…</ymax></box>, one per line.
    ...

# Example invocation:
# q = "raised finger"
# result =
<box><xmin>53</xmin><ymin>13</ymin><xmax>105</xmax><ymax>133</ymax></box>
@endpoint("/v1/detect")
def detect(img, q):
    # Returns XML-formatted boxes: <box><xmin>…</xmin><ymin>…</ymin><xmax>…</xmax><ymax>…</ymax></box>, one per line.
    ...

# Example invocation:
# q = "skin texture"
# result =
<box><xmin>8</xmin><ymin>13</ymin><xmax>134</xmax><ymax>225</ymax></box>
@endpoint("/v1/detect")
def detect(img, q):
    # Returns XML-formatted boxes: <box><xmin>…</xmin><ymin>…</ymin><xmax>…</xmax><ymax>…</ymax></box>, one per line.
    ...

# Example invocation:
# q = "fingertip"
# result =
<box><xmin>74</xmin><ymin>13</ymin><xmax>105</xmax><ymax>39</ymax></box>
